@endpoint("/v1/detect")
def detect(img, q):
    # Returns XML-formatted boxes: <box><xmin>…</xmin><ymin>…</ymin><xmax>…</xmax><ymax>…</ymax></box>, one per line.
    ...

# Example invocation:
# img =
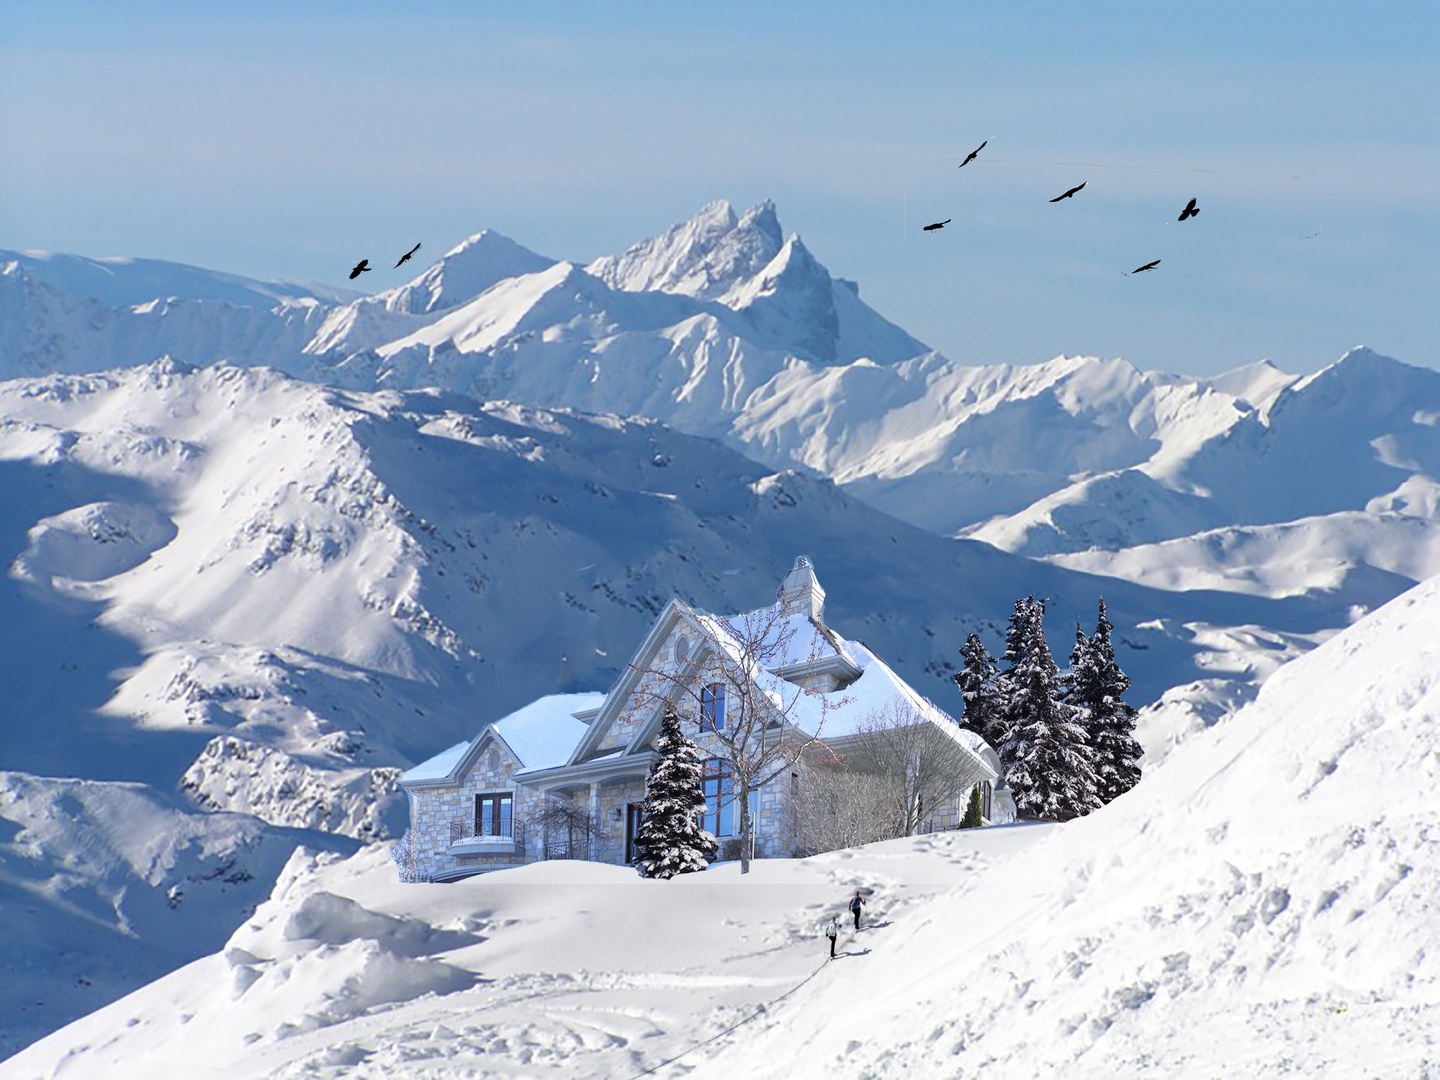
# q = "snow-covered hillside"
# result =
<box><xmin>0</xmin><ymin>773</ymin><xmax>359</xmax><ymax>1060</ymax></box>
<box><xmin>1</xmin><ymin>357</ymin><xmax>1397</xmax><ymax>1059</ymax></box>
<box><xmin>10</xmin><ymin>569</ymin><xmax>1438</xmax><ymax>1077</ymax></box>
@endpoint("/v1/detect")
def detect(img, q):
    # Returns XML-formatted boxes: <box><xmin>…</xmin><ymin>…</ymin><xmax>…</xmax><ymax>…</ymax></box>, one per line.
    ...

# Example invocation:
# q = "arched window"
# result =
<box><xmin>700</xmin><ymin>683</ymin><xmax>725</xmax><ymax>731</ymax></box>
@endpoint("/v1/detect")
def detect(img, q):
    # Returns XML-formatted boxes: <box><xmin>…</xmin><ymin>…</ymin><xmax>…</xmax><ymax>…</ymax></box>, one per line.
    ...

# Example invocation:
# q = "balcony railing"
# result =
<box><xmin>449</xmin><ymin>818</ymin><xmax>526</xmax><ymax>856</ymax></box>
<box><xmin>542</xmin><ymin>836</ymin><xmax>621</xmax><ymax>863</ymax></box>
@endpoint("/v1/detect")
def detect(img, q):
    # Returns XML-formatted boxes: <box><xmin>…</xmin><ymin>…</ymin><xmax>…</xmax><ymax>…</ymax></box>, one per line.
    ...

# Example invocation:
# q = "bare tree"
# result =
<box><xmin>530</xmin><ymin>793</ymin><xmax>603</xmax><ymax>860</ymax></box>
<box><xmin>782</xmin><ymin>760</ymin><xmax>896</xmax><ymax>856</ymax></box>
<box><xmin>391</xmin><ymin>827</ymin><xmax>420</xmax><ymax>883</ymax></box>
<box><xmin>623</xmin><ymin>600</ymin><xmax>849</xmax><ymax>874</ymax></box>
<box><xmin>847</xmin><ymin>698</ymin><xmax>984</xmax><ymax>837</ymax></box>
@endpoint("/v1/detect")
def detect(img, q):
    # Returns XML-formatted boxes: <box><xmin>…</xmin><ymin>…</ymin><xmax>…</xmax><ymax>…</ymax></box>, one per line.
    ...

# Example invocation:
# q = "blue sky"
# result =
<box><xmin>2</xmin><ymin>1</ymin><xmax>1436</xmax><ymax>376</ymax></box>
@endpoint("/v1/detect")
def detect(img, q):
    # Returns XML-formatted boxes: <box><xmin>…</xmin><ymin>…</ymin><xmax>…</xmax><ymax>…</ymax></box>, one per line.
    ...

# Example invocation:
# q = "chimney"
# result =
<box><xmin>776</xmin><ymin>555</ymin><xmax>825</xmax><ymax>622</ymax></box>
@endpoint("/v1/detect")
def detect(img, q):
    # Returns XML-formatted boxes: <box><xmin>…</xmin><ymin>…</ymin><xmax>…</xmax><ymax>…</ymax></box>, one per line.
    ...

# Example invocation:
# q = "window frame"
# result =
<box><xmin>474</xmin><ymin>791</ymin><xmax>514</xmax><ymax>837</ymax></box>
<box><xmin>700</xmin><ymin>683</ymin><xmax>726</xmax><ymax>732</ymax></box>
<box><xmin>698</xmin><ymin>757</ymin><xmax>758</xmax><ymax>838</ymax></box>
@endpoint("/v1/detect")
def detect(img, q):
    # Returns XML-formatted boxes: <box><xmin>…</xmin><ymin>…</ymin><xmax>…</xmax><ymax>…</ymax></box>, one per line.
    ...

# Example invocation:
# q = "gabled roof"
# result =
<box><xmin>401</xmin><ymin>692</ymin><xmax>604</xmax><ymax>789</ymax></box>
<box><xmin>615</xmin><ymin>600</ymin><xmax>992</xmax><ymax>781</ymax></box>
<box><xmin>567</xmin><ymin>598</ymin><xmax>709</xmax><ymax>764</ymax></box>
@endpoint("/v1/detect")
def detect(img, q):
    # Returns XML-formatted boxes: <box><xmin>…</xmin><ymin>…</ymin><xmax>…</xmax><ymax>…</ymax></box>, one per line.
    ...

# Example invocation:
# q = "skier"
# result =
<box><xmin>824</xmin><ymin>915</ymin><xmax>840</xmax><ymax>959</ymax></box>
<box><xmin>849</xmin><ymin>889</ymin><xmax>867</xmax><ymax>930</ymax></box>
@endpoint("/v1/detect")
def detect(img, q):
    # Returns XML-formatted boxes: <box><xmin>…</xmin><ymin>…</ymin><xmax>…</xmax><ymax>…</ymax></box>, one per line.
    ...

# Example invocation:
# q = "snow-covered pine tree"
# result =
<box><xmin>1082</xmin><ymin>598</ymin><xmax>1143</xmax><ymax>803</ymax></box>
<box><xmin>959</xmin><ymin>784</ymin><xmax>985</xmax><ymax>829</ymax></box>
<box><xmin>1060</xmin><ymin>621</ymin><xmax>1091</xmax><ymax>711</ymax></box>
<box><xmin>634</xmin><ymin>705</ymin><xmax>718</xmax><ymax>879</ymax></box>
<box><xmin>953</xmin><ymin>632</ymin><xmax>1004</xmax><ymax>748</ymax></box>
<box><xmin>1004</xmin><ymin>598</ymin><xmax>1102</xmax><ymax>821</ymax></box>
<box><xmin>990</xmin><ymin>596</ymin><xmax>1037</xmax><ymax>776</ymax></box>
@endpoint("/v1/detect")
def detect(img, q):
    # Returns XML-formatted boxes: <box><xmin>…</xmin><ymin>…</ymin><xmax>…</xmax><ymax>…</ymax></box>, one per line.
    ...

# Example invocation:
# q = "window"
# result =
<box><xmin>698</xmin><ymin>758</ymin><xmax>758</xmax><ymax>837</ymax></box>
<box><xmin>675</xmin><ymin>635</ymin><xmax>690</xmax><ymax>665</ymax></box>
<box><xmin>981</xmin><ymin>780</ymin><xmax>993</xmax><ymax>820</ymax></box>
<box><xmin>700</xmin><ymin>684</ymin><xmax>725</xmax><ymax>731</ymax></box>
<box><xmin>475</xmin><ymin>793</ymin><xmax>513</xmax><ymax>837</ymax></box>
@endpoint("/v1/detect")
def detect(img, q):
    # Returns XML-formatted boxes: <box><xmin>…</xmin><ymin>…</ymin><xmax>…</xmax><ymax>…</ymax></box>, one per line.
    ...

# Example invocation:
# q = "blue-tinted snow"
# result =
<box><xmin>401</xmin><ymin>693</ymin><xmax>603</xmax><ymax>783</ymax></box>
<box><xmin>495</xmin><ymin>692</ymin><xmax>605</xmax><ymax>770</ymax></box>
<box><xmin>399</xmin><ymin>741</ymin><xmax>470</xmax><ymax>784</ymax></box>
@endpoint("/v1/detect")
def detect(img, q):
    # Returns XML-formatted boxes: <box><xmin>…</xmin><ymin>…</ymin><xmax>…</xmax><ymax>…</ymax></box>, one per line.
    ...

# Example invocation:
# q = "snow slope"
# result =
<box><xmin>689</xmin><ymin>575</ymin><xmax>1440</xmax><ymax>1078</ymax></box>
<box><xmin>0</xmin><ymin>773</ymin><xmax>358</xmax><ymax>1060</ymax></box>
<box><xmin>0</xmin><ymin>823</ymin><xmax>1060</xmax><ymax>1078</ymax></box>
<box><xmin>12</xmin><ymin>568</ymin><xmax>1438</xmax><ymax>1077</ymax></box>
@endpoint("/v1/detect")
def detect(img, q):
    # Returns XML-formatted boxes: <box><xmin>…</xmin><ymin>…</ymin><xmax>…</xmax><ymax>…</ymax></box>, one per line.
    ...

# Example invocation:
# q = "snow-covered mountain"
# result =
<box><xmin>10</xmin><ymin>568</ymin><xmax>1438</xmax><ymax>1077</ymax></box>
<box><xmin>6</xmin><ymin>205</ymin><xmax>1438</xmax><ymax>616</ymax></box>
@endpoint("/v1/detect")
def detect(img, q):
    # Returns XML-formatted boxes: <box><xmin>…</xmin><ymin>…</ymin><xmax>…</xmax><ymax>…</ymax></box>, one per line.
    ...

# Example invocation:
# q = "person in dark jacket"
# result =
<box><xmin>849</xmin><ymin>889</ymin><xmax>867</xmax><ymax>930</ymax></box>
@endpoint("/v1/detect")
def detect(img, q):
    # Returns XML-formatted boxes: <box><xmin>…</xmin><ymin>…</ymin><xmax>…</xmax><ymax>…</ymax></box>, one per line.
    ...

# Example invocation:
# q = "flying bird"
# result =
<box><xmin>957</xmin><ymin>140</ymin><xmax>987</xmax><ymax>168</ymax></box>
<box><xmin>1130</xmin><ymin>259</ymin><xmax>1161</xmax><ymax>274</ymax></box>
<box><xmin>1049</xmin><ymin>182</ymin><xmax>1086</xmax><ymax>202</ymax></box>
<box><xmin>922</xmin><ymin>219</ymin><xmax>951</xmax><ymax>231</ymax></box>
<box><xmin>348</xmin><ymin>259</ymin><xmax>371</xmax><ymax>280</ymax></box>
<box><xmin>394</xmin><ymin>242</ymin><xmax>422</xmax><ymax>268</ymax></box>
<box><xmin>1178</xmin><ymin>197</ymin><xmax>1199</xmax><ymax>221</ymax></box>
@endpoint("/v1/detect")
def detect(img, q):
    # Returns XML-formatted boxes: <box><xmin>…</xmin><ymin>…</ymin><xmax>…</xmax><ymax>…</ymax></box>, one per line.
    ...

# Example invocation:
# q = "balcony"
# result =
<box><xmin>449</xmin><ymin>818</ymin><xmax>526</xmax><ymax>857</ymax></box>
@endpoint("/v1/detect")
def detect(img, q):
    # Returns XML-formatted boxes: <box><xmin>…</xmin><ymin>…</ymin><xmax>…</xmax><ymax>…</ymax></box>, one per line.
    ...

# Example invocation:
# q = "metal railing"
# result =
<box><xmin>449</xmin><ymin>818</ymin><xmax>527</xmax><ymax>856</ymax></box>
<box><xmin>542</xmin><ymin>836</ymin><xmax>621</xmax><ymax>863</ymax></box>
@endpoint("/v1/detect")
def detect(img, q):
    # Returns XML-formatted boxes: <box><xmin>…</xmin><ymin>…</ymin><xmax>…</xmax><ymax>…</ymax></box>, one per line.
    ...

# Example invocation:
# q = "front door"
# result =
<box><xmin>625</xmin><ymin>802</ymin><xmax>645</xmax><ymax>864</ymax></box>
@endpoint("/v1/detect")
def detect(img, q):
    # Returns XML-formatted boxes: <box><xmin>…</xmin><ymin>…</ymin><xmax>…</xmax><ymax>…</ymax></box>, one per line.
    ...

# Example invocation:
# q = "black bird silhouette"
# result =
<box><xmin>1130</xmin><ymin>259</ymin><xmax>1161</xmax><ymax>274</ymax></box>
<box><xmin>1049</xmin><ymin>182</ymin><xmax>1086</xmax><ymax>202</ymax></box>
<box><xmin>1178</xmin><ymin>197</ymin><xmax>1199</xmax><ymax>221</ymax></box>
<box><xmin>394</xmin><ymin>242</ymin><xmax>421</xmax><ymax>268</ymax></box>
<box><xmin>348</xmin><ymin>259</ymin><xmax>371</xmax><ymax>280</ymax></box>
<box><xmin>958</xmin><ymin>140</ymin><xmax>986</xmax><ymax>168</ymax></box>
<box><xmin>922</xmin><ymin>219</ymin><xmax>951</xmax><ymax>231</ymax></box>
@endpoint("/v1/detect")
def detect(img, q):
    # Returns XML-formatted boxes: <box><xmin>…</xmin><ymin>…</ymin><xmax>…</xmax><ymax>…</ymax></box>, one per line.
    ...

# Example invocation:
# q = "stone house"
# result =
<box><xmin>399</xmin><ymin>556</ymin><xmax>1012</xmax><ymax>882</ymax></box>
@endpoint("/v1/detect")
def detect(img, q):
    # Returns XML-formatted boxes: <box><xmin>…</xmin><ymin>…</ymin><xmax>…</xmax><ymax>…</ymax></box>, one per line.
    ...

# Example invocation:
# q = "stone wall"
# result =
<box><xmin>409</xmin><ymin>734</ymin><xmax>542</xmax><ymax>880</ymax></box>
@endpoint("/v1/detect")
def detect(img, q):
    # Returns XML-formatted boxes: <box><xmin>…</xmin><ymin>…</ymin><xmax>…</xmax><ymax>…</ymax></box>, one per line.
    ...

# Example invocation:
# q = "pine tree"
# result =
<box><xmin>991</xmin><ymin>596</ymin><xmax>1038</xmax><ymax>777</ymax></box>
<box><xmin>1004</xmin><ymin>598</ymin><xmax>1102</xmax><ymax>821</ymax></box>
<box><xmin>959</xmin><ymin>784</ymin><xmax>985</xmax><ymax>829</ymax></box>
<box><xmin>1060</xmin><ymin>621</ymin><xmax>1090</xmax><ymax>711</ymax></box>
<box><xmin>634</xmin><ymin>705</ymin><xmax>718</xmax><ymax>879</ymax></box>
<box><xmin>1081</xmin><ymin>599</ymin><xmax>1143</xmax><ymax>803</ymax></box>
<box><xmin>953</xmin><ymin>632</ymin><xmax>1003</xmax><ymax>747</ymax></box>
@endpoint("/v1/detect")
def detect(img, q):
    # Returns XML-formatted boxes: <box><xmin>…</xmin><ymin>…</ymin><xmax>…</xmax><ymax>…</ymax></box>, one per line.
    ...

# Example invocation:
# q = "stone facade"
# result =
<box><xmin>406</xmin><ymin>736</ymin><xmax>545</xmax><ymax>881</ymax></box>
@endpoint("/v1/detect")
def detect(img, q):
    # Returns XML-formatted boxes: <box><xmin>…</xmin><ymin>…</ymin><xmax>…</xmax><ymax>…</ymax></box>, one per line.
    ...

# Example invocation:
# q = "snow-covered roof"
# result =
<box><xmin>401</xmin><ymin>741</ymin><xmax>470</xmax><ymax>784</ymax></box>
<box><xmin>697</xmin><ymin>608</ymin><xmax>853</xmax><ymax>671</ymax></box>
<box><xmin>681</xmin><ymin>608</ymin><xmax>989</xmax><ymax>772</ymax></box>
<box><xmin>401</xmin><ymin>692</ymin><xmax>604</xmax><ymax>786</ymax></box>
<box><xmin>496</xmin><ymin>692</ymin><xmax>604</xmax><ymax>772</ymax></box>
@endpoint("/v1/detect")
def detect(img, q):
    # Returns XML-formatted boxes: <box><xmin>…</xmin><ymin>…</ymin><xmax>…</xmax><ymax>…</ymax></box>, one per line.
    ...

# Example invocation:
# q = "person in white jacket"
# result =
<box><xmin>824</xmin><ymin>915</ymin><xmax>841</xmax><ymax>959</ymax></box>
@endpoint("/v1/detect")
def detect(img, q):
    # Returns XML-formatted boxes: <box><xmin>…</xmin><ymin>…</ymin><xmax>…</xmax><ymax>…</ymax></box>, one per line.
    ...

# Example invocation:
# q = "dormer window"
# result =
<box><xmin>675</xmin><ymin>635</ymin><xmax>691</xmax><ymax>665</ymax></box>
<box><xmin>700</xmin><ymin>683</ymin><xmax>725</xmax><ymax>731</ymax></box>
